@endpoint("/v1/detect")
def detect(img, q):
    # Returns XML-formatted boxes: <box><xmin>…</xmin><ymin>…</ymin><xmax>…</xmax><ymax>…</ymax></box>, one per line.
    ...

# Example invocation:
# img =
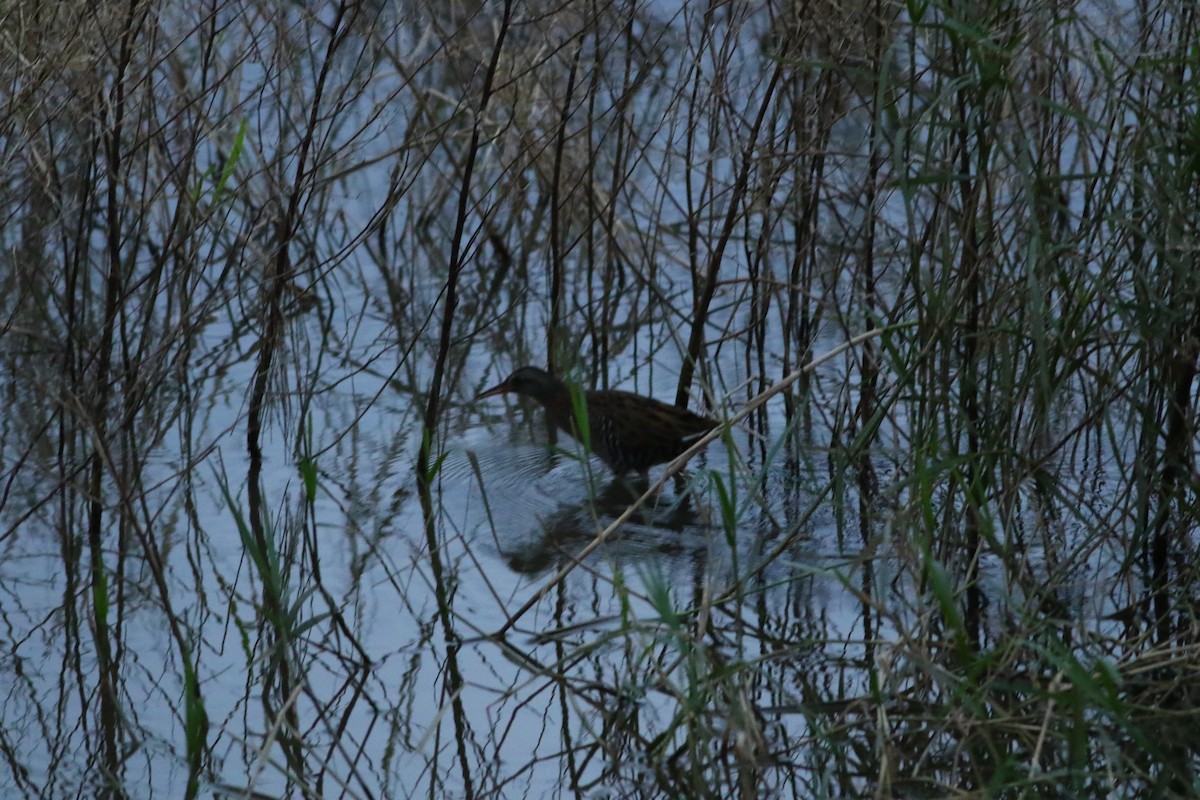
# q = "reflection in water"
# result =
<box><xmin>498</xmin><ymin>475</ymin><xmax>715</xmax><ymax>575</ymax></box>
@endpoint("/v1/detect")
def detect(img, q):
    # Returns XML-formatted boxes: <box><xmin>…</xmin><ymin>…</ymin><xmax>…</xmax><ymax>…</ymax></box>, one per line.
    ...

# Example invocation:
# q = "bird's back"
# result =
<box><xmin>579</xmin><ymin>390</ymin><xmax>717</xmax><ymax>473</ymax></box>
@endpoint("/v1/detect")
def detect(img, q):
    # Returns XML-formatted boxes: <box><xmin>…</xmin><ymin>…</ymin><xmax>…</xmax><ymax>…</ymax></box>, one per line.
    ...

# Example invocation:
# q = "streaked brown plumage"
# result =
<box><xmin>477</xmin><ymin>366</ymin><xmax>718</xmax><ymax>474</ymax></box>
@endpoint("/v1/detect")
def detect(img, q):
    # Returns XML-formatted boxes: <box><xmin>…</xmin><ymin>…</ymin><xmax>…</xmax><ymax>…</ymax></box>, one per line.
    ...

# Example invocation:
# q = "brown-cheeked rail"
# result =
<box><xmin>477</xmin><ymin>366</ymin><xmax>719</xmax><ymax>475</ymax></box>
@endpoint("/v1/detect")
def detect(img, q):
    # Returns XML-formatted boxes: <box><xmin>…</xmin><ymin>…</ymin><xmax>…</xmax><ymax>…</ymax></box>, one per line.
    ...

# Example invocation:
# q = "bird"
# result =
<box><xmin>477</xmin><ymin>366</ymin><xmax>719</xmax><ymax>475</ymax></box>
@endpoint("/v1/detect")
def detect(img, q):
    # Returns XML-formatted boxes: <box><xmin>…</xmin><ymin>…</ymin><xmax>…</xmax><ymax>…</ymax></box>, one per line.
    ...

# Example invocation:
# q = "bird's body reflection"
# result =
<box><xmin>500</xmin><ymin>473</ymin><xmax>713</xmax><ymax>575</ymax></box>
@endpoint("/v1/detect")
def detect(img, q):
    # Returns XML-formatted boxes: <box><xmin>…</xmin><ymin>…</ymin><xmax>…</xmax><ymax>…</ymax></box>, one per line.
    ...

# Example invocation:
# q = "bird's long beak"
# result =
<box><xmin>476</xmin><ymin>378</ymin><xmax>511</xmax><ymax>400</ymax></box>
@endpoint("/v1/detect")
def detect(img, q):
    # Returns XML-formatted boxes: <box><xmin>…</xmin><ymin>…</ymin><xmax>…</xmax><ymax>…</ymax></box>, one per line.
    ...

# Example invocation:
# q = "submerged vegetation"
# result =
<box><xmin>2</xmin><ymin>0</ymin><xmax>1200</xmax><ymax>796</ymax></box>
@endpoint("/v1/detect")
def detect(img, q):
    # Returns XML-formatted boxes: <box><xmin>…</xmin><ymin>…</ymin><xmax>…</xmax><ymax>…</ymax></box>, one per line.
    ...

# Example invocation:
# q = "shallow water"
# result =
<box><xmin>2</xmin><ymin>0</ymin><xmax>1195</xmax><ymax>796</ymax></box>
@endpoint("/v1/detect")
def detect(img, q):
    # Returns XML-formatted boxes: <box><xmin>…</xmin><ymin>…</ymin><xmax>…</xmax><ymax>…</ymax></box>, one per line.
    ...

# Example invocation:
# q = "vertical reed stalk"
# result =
<box><xmin>243</xmin><ymin>0</ymin><xmax>360</xmax><ymax>782</ymax></box>
<box><xmin>415</xmin><ymin>2</ymin><xmax>516</xmax><ymax>795</ymax></box>
<box><xmin>677</xmin><ymin>60</ymin><xmax>785</xmax><ymax>407</ymax></box>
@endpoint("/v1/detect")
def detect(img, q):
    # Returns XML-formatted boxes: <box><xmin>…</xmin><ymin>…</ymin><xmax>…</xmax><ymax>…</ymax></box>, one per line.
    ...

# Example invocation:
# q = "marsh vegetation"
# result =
<box><xmin>3</xmin><ymin>0</ymin><xmax>1200</xmax><ymax>796</ymax></box>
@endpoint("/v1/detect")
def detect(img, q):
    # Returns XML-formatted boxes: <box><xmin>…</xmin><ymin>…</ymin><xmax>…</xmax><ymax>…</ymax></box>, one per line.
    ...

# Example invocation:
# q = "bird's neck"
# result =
<box><xmin>528</xmin><ymin>376</ymin><xmax>572</xmax><ymax>407</ymax></box>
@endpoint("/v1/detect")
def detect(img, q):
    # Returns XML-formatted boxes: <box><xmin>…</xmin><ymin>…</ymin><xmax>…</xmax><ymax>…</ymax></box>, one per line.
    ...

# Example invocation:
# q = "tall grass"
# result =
<box><xmin>0</xmin><ymin>0</ymin><xmax>1198</xmax><ymax>796</ymax></box>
